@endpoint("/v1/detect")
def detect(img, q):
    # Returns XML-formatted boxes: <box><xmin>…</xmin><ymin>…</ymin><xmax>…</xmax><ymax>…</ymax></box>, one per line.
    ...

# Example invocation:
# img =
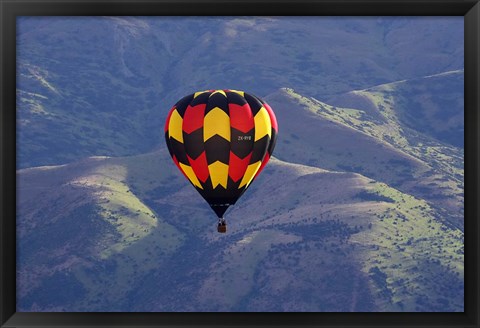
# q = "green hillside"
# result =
<box><xmin>17</xmin><ymin>150</ymin><xmax>463</xmax><ymax>312</ymax></box>
<box><xmin>15</xmin><ymin>16</ymin><xmax>464</xmax><ymax>312</ymax></box>
<box><xmin>17</xmin><ymin>17</ymin><xmax>463</xmax><ymax>168</ymax></box>
<box><xmin>331</xmin><ymin>70</ymin><xmax>464</xmax><ymax>147</ymax></box>
<box><xmin>265</xmin><ymin>87</ymin><xmax>463</xmax><ymax>228</ymax></box>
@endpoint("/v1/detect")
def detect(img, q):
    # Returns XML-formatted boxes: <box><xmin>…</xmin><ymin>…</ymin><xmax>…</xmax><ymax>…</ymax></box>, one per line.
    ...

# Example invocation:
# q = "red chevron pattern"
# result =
<box><xmin>165</xmin><ymin>90</ymin><xmax>278</xmax><ymax>219</ymax></box>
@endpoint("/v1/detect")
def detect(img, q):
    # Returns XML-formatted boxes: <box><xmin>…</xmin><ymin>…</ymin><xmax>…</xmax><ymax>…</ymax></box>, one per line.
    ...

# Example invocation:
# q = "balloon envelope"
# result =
<box><xmin>165</xmin><ymin>89</ymin><xmax>278</xmax><ymax>218</ymax></box>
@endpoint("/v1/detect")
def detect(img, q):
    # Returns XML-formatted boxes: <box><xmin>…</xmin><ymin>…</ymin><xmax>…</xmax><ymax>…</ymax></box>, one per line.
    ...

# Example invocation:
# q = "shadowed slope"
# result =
<box><xmin>17</xmin><ymin>150</ymin><xmax>463</xmax><ymax>312</ymax></box>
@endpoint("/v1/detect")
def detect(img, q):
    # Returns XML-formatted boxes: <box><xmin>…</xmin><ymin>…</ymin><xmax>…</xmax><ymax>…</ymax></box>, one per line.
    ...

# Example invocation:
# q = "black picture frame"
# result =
<box><xmin>1</xmin><ymin>0</ymin><xmax>479</xmax><ymax>327</ymax></box>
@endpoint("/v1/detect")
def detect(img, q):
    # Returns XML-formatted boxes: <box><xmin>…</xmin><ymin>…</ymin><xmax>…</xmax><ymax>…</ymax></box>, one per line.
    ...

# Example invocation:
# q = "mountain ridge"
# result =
<box><xmin>264</xmin><ymin>87</ymin><xmax>463</xmax><ymax>228</ymax></box>
<box><xmin>17</xmin><ymin>148</ymin><xmax>464</xmax><ymax>312</ymax></box>
<box><xmin>16</xmin><ymin>16</ymin><xmax>464</xmax><ymax>312</ymax></box>
<box><xmin>17</xmin><ymin>16</ymin><xmax>463</xmax><ymax>168</ymax></box>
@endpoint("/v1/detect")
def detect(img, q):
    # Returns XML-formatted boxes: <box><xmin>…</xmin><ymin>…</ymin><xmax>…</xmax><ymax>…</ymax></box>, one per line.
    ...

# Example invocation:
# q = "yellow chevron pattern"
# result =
<box><xmin>168</xmin><ymin>109</ymin><xmax>183</xmax><ymax>143</ymax></box>
<box><xmin>204</xmin><ymin>107</ymin><xmax>231</xmax><ymax>141</ymax></box>
<box><xmin>239</xmin><ymin>161</ymin><xmax>262</xmax><ymax>188</ymax></box>
<box><xmin>228</xmin><ymin>89</ymin><xmax>245</xmax><ymax>97</ymax></box>
<box><xmin>210</xmin><ymin>90</ymin><xmax>227</xmax><ymax>97</ymax></box>
<box><xmin>194</xmin><ymin>90</ymin><xmax>208</xmax><ymax>98</ymax></box>
<box><xmin>179</xmin><ymin>162</ymin><xmax>203</xmax><ymax>189</ymax></box>
<box><xmin>208</xmin><ymin>161</ymin><xmax>229</xmax><ymax>188</ymax></box>
<box><xmin>165</xmin><ymin>90</ymin><xmax>278</xmax><ymax>221</ymax></box>
<box><xmin>254</xmin><ymin>106</ymin><xmax>272</xmax><ymax>141</ymax></box>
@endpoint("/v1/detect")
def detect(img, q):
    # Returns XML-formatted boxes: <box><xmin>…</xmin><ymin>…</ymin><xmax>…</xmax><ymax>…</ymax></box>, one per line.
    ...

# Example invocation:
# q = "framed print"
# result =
<box><xmin>1</xmin><ymin>0</ymin><xmax>479</xmax><ymax>327</ymax></box>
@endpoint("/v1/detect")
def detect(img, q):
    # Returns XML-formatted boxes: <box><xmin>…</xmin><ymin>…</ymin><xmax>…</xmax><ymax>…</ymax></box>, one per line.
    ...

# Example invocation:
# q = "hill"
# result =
<box><xmin>264</xmin><ymin>87</ymin><xmax>463</xmax><ymax>228</ymax></box>
<box><xmin>15</xmin><ymin>16</ymin><xmax>464</xmax><ymax>312</ymax></box>
<box><xmin>328</xmin><ymin>70</ymin><xmax>464</xmax><ymax>148</ymax></box>
<box><xmin>17</xmin><ymin>150</ymin><xmax>463</xmax><ymax>312</ymax></box>
<box><xmin>17</xmin><ymin>16</ymin><xmax>463</xmax><ymax>168</ymax></box>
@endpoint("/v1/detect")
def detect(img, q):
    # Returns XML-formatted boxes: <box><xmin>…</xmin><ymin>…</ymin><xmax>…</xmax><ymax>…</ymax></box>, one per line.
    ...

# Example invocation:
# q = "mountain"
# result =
<box><xmin>328</xmin><ymin>70</ymin><xmax>464</xmax><ymax>148</ymax></box>
<box><xmin>265</xmin><ymin>85</ymin><xmax>463</xmax><ymax>228</ymax></box>
<box><xmin>16</xmin><ymin>16</ymin><xmax>464</xmax><ymax>312</ymax></box>
<box><xmin>16</xmin><ymin>16</ymin><xmax>463</xmax><ymax>168</ymax></box>
<box><xmin>17</xmin><ymin>150</ymin><xmax>463</xmax><ymax>312</ymax></box>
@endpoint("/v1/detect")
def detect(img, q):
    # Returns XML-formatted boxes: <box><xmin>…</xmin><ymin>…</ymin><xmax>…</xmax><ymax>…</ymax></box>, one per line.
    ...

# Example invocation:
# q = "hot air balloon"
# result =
<box><xmin>164</xmin><ymin>89</ymin><xmax>278</xmax><ymax>233</ymax></box>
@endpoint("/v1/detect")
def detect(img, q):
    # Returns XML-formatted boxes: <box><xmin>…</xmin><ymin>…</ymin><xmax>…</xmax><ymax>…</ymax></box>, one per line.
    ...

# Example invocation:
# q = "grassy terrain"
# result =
<box><xmin>17</xmin><ymin>17</ymin><xmax>463</xmax><ymax>168</ymax></box>
<box><xmin>15</xmin><ymin>17</ymin><xmax>464</xmax><ymax>312</ymax></box>
<box><xmin>226</xmin><ymin>158</ymin><xmax>463</xmax><ymax>311</ymax></box>
<box><xmin>265</xmin><ymin>87</ymin><xmax>463</xmax><ymax>228</ymax></box>
<box><xmin>17</xmin><ymin>152</ymin><xmax>186</xmax><ymax>310</ymax></box>
<box><xmin>17</xmin><ymin>151</ymin><xmax>464</xmax><ymax>311</ymax></box>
